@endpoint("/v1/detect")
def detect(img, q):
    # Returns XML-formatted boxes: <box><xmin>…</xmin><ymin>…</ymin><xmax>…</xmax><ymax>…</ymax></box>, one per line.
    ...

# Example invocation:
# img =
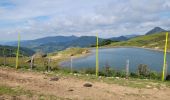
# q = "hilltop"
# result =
<box><xmin>146</xmin><ymin>27</ymin><xmax>166</xmax><ymax>35</ymax></box>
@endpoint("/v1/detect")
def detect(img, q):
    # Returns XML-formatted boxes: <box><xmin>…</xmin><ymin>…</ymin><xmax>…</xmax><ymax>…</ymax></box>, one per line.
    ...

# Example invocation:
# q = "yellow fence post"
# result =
<box><xmin>96</xmin><ymin>33</ymin><xmax>99</xmax><ymax>77</ymax></box>
<box><xmin>162</xmin><ymin>32</ymin><xmax>168</xmax><ymax>81</ymax></box>
<box><xmin>16</xmin><ymin>33</ymin><xmax>20</xmax><ymax>69</ymax></box>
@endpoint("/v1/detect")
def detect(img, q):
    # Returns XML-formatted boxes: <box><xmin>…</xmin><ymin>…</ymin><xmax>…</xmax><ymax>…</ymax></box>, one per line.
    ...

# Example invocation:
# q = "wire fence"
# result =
<box><xmin>0</xmin><ymin>48</ymin><xmax>58</xmax><ymax>71</ymax></box>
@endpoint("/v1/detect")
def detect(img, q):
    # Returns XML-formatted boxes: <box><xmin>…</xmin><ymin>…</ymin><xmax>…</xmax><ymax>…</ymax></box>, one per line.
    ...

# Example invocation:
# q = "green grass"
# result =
<box><xmin>108</xmin><ymin>32</ymin><xmax>170</xmax><ymax>51</ymax></box>
<box><xmin>0</xmin><ymin>85</ymin><xmax>33</xmax><ymax>97</ymax></box>
<box><xmin>49</xmin><ymin>47</ymin><xmax>89</xmax><ymax>56</ymax></box>
<box><xmin>0</xmin><ymin>85</ymin><xmax>67</xmax><ymax>100</ymax></box>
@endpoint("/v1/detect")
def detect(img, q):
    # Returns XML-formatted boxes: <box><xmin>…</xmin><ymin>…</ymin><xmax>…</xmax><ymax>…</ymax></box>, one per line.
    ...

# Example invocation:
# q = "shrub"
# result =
<box><xmin>115</xmin><ymin>71</ymin><xmax>126</xmax><ymax>78</ymax></box>
<box><xmin>149</xmin><ymin>71</ymin><xmax>161</xmax><ymax>79</ymax></box>
<box><xmin>130</xmin><ymin>72</ymin><xmax>138</xmax><ymax>78</ymax></box>
<box><xmin>84</xmin><ymin>68</ymin><xmax>96</xmax><ymax>74</ymax></box>
<box><xmin>166</xmin><ymin>75</ymin><xmax>170</xmax><ymax>81</ymax></box>
<box><xmin>137</xmin><ymin>64</ymin><xmax>150</xmax><ymax>77</ymax></box>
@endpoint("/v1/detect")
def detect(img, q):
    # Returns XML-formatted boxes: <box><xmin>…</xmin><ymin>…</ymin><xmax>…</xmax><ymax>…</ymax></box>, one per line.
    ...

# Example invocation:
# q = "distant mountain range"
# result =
<box><xmin>3</xmin><ymin>35</ymin><xmax>132</xmax><ymax>53</ymax></box>
<box><xmin>1</xmin><ymin>27</ymin><xmax>168</xmax><ymax>53</ymax></box>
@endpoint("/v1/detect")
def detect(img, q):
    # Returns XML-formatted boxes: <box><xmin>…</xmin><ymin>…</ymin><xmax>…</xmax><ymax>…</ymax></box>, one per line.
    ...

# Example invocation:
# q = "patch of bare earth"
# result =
<box><xmin>0</xmin><ymin>67</ymin><xmax>170</xmax><ymax>100</ymax></box>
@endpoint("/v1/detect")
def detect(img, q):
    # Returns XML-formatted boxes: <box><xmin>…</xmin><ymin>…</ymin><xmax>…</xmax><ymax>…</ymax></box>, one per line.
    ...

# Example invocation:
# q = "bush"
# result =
<box><xmin>130</xmin><ymin>72</ymin><xmax>138</xmax><ymax>78</ymax></box>
<box><xmin>149</xmin><ymin>71</ymin><xmax>161</xmax><ymax>79</ymax></box>
<box><xmin>137</xmin><ymin>64</ymin><xmax>150</xmax><ymax>77</ymax></box>
<box><xmin>166</xmin><ymin>75</ymin><xmax>170</xmax><ymax>81</ymax></box>
<box><xmin>115</xmin><ymin>71</ymin><xmax>126</xmax><ymax>78</ymax></box>
<box><xmin>107</xmin><ymin>69</ymin><xmax>116</xmax><ymax>77</ymax></box>
<box><xmin>84</xmin><ymin>68</ymin><xmax>96</xmax><ymax>74</ymax></box>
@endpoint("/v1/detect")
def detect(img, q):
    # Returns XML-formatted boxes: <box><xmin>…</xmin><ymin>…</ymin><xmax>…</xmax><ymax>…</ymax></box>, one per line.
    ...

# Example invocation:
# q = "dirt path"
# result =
<box><xmin>0</xmin><ymin>67</ymin><xmax>170</xmax><ymax>100</ymax></box>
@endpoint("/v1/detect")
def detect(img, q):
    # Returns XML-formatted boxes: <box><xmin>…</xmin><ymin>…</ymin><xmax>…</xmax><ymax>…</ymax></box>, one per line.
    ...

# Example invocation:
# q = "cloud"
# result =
<box><xmin>0</xmin><ymin>0</ymin><xmax>170</xmax><ymax>41</ymax></box>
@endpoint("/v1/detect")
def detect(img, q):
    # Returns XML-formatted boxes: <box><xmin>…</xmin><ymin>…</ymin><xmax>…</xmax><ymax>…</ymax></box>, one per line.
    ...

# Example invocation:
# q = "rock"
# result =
<box><xmin>99</xmin><ymin>76</ymin><xmax>102</xmax><ymax>79</ymax></box>
<box><xmin>68</xmin><ymin>89</ymin><xmax>74</xmax><ymax>91</ymax></box>
<box><xmin>115</xmin><ymin>77</ymin><xmax>120</xmax><ymax>79</ymax></box>
<box><xmin>153</xmin><ymin>88</ymin><xmax>158</xmax><ymax>90</ymax></box>
<box><xmin>146</xmin><ymin>85</ymin><xmax>151</xmax><ymax>88</ymax></box>
<box><xmin>83</xmin><ymin>83</ymin><xmax>93</xmax><ymax>87</ymax></box>
<box><xmin>50</xmin><ymin>77</ymin><xmax>59</xmax><ymax>81</ymax></box>
<box><xmin>82</xmin><ymin>50</ymin><xmax>89</xmax><ymax>54</ymax></box>
<box><xmin>74</xmin><ymin>73</ymin><xmax>77</xmax><ymax>76</ymax></box>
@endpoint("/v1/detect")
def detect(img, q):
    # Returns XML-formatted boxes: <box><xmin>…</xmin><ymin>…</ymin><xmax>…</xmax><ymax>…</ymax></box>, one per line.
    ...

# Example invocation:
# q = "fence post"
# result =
<box><xmin>30</xmin><ymin>56</ymin><xmax>34</xmax><ymax>70</ymax></box>
<box><xmin>165</xmin><ymin>63</ymin><xmax>168</xmax><ymax>80</ymax></box>
<box><xmin>126</xmin><ymin>59</ymin><xmax>129</xmax><ymax>79</ymax></box>
<box><xmin>3</xmin><ymin>48</ymin><xmax>6</xmax><ymax>66</ymax></box>
<box><xmin>48</xmin><ymin>58</ymin><xmax>51</xmax><ymax>72</ymax></box>
<box><xmin>70</xmin><ymin>55</ymin><xmax>73</xmax><ymax>73</ymax></box>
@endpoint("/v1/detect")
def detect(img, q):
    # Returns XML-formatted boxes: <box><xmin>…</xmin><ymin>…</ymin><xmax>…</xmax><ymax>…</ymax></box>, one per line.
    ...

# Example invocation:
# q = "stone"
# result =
<box><xmin>83</xmin><ymin>83</ymin><xmax>93</xmax><ymax>87</ymax></box>
<box><xmin>50</xmin><ymin>77</ymin><xmax>59</xmax><ymax>81</ymax></box>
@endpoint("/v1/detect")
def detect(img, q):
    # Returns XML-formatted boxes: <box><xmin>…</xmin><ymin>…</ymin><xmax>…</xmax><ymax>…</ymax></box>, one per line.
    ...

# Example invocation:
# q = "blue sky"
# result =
<box><xmin>0</xmin><ymin>0</ymin><xmax>170</xmax><ymax>41</ymax></box>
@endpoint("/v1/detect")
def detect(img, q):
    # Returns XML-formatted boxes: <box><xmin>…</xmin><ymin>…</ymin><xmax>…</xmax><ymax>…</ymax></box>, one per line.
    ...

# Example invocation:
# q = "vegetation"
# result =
<box><xmin>0</xmin><ymin>45</ymin><xmax>35</xmax><ymax>57</ymax></box>
<box><xmin>108</xmin><ymin>32</ymin><xmax>170</xmax><ymax>51</ymax></box>
<box><xmin>91</xmin><ymin>39</ymin><xmax>119</xmax><ymax>47</ymax></box>
<box><xmin>0</xmin><ymin>47</ymin><xmax>89</xmax><ymax>72</ymax></box>
<box><xmin>0</xmin><ymin>85</ymin><xmax>33</xmax><ymax>97</ymax></box>
<box><xmin>0</xmin><ymin>85</ymin><xmax>63</xmax><ymax>99</ymax></box>
<box><xmin>49</xmin><ymin>47</ymin><xmax>89</xmax><ymax>57</ymax></box>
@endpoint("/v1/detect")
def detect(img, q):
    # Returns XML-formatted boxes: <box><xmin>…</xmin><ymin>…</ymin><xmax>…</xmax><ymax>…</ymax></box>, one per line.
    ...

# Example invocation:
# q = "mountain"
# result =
<box><xmin>6</xmin><ymin>35</ymin><xmax>78</xmax><ymax>48</ymax></box>
<box><xmin>3</xmin><ymin>34</ymin><xmax>139</xmax><ymax>53</ymax></box>
<box><xmin>145</xmin><ymin>27</ymin><xmax>166</xmax><ymax>35</ymax></box>
<box><xmin>68</xmin><ymin>36</ymin><xmax>103</xmax><ymax>47</ymax></box>
<box><xmin>109</xmin><ymin>36</ymin><xmax>128</xmax><ymax>41</ymax></box>
<box><xmin>32</xmin><ymin>36</ymin><xmax>104</xmax><ymax>53</ymax></box>
<box><xmin>108</xmin><ymin>32</ymin><xmax>170</xmax><ymax>51</ymax></box>
<box><xmin>4</xmin><ymin>35</ymin><xmax>104</xmax><ymax>53</ymax></box>
<box><xmin>124</xmin><ymin>34</ymin><xmax>139</xmax><ymax>39</ymax></box>
<box><xmin>0</xmin><ymin>45</ymin><xmax>35</xmax><ymax>57</ymax></box>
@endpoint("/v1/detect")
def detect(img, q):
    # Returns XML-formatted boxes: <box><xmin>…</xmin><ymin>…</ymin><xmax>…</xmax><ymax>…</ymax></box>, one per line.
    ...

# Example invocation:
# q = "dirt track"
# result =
<box><xmin>0</xmin><ymin>67</ymin><xmax>170</xmax><ymax>100</ymax></box>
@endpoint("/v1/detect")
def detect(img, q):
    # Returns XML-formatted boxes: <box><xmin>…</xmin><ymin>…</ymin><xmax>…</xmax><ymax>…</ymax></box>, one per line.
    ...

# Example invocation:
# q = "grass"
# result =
<box><xmin>0</xmin><ymin>84</ymin><xmax>67</xmax><ymax>100</ymax></box>
<box><xmin>0</xmin><ymin>85</ymin><xmax>33</xmax><ymax>97</ymax></box>
<box><xmin>44</xmin><ymin>68</ymin><xmax>170</xmax><ymax>89</ymax></box>
<box><xmin>108</xmin><ymin>32</ymin><xmax>170</xmax><ymax>51</ymax></box>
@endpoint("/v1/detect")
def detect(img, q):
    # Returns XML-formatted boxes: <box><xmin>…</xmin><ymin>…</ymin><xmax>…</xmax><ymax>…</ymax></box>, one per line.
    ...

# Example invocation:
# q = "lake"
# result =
<box><xmin>60</xmin><ymin>48</ymin><xmax>170</xmax><ymax>73</ymax></box>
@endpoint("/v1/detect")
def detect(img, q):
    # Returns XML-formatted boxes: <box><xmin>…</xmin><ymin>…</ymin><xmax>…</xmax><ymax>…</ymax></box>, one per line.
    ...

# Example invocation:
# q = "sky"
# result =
<box><xmin>0</xmin><ymin>0</ymin><xmax>170</xmax><ymax>41</ymax></box>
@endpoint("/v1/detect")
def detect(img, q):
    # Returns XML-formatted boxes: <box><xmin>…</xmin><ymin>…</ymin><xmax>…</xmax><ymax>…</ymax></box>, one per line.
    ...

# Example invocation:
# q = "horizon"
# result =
<box><xmin>0</xmin><ymin>0</ymin><xmax>170</xmax><ymax>41</ymax></box>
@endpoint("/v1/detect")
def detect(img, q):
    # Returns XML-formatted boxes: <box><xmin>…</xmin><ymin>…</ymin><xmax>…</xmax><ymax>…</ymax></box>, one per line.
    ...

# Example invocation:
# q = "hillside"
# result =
<box><xmin>0</xmin><ymin>45</ymin><xmax>35</xmax><ymax>57</ymax></box>
<box><xmin>108</xmin><ymin>32</ymin><xmax>170</xmax><ymax>51</ymax></box>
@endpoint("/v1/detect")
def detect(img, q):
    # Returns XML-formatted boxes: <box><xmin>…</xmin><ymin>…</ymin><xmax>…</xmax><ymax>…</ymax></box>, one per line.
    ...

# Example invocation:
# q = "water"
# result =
<box><xmin>60</xmin><ymin>48</ymin><xmax>170</xmax><ymax>73</ymax></box>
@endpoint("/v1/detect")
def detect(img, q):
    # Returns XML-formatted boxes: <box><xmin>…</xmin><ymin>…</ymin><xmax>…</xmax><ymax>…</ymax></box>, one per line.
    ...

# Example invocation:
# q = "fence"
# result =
<box><xmin>0</xmin><ymin>48</ymin><xmax>58</xmax><ymax>71</ymax></box>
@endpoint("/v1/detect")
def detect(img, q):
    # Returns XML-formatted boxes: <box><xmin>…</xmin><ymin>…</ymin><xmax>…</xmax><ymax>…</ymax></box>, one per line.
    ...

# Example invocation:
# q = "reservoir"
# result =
<box><xmin>60</xmin><ymin>48</ymin><xmax>170</xmax><ymax>73</ymax></box>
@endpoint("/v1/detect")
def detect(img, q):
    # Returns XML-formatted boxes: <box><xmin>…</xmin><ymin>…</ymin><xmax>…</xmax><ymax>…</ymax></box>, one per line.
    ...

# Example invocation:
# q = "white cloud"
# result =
<box><xmin>0</xmin><ymin>0</ymin><xmax>170</xmax><ymax>41</ymax></box>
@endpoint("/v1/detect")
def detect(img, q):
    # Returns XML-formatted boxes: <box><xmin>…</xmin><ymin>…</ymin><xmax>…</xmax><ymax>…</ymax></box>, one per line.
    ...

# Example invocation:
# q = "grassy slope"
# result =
<box><xmin>108</xmin><ymin>32</ymin><xmax>170</xmax><ymax>51</ymax></box>
<box><xmin>0</xmin><ymin>45</ymin><xmax>35</xmax><ymax>57</ymax></box>
<box><xmin>49</xmin><ymin>47</ymin><xmax>89</xmax><ymax>57</ymax></box>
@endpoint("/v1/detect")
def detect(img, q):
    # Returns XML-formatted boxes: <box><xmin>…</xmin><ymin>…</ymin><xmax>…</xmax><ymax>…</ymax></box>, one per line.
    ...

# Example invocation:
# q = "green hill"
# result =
<box><xmin>107</xmin><ymin>32</ymin><xmax>170</xmax><ymax>51</ymax></box>
<box><xmin>0</xmin><ymin>45</ymin><xmax>35</xmax><ymax>57</ymax></box>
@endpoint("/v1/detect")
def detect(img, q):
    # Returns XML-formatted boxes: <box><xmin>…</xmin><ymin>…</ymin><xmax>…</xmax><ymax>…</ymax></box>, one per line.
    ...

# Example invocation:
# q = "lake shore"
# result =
<box><xmin>101</xmin><ymin>46</ymin><xmax>170</xmax><ymax>53</ymax></box>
